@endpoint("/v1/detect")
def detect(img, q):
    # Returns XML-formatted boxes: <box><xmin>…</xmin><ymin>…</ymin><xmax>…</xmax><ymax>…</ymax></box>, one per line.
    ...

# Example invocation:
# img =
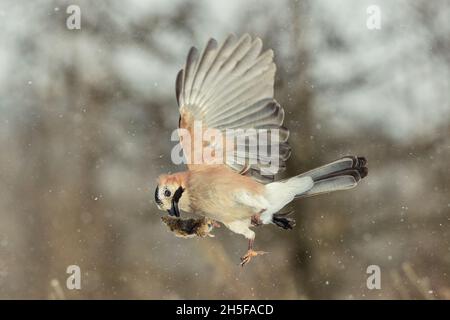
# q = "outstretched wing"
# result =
<box><xmin>176</xmin><ymin>34</ymin><xmax>290</xmax><ymax>183</ymax></box>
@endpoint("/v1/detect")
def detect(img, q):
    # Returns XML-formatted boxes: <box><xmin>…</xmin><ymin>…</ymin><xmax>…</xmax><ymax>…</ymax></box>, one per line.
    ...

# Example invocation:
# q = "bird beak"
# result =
<box><xmin>168</xmin><ymin>186</ymin><xmax>184</xmax><ymax>217</ymax></box>
<box><xmin>168</xmin><ymin>202</ymin><xmax>179</xmax><ymax>217</ymax></box>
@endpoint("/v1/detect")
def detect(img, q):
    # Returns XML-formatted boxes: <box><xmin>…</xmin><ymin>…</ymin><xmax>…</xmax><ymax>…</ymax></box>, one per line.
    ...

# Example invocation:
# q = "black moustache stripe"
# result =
<box><xmin>173</xmin><ymin>186</ymin><xmax>184</xmax><ymax>203</ymax></box>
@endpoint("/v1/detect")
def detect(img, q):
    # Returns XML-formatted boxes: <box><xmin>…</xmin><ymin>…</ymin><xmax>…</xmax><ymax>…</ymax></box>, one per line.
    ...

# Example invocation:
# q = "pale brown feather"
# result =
<box><xmin>178</xmin><ymin>165</ymin><xmax>265</xmax><ymax>223</ymax></box>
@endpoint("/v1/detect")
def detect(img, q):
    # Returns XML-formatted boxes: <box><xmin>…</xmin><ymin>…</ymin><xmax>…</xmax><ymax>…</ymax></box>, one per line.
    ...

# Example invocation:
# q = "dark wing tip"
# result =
<box><xmin>186</xmin><ymin>46</ymin><xmax>199</xmax><ymax>66</ymax></box>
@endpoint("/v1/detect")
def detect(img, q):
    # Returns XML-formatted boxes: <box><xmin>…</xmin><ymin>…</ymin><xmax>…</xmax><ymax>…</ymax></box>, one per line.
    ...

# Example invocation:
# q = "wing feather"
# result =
<box><xmin>176</xmin><ymin>34</ymin><xmax>290</xmax><ymax>183</ymax></box>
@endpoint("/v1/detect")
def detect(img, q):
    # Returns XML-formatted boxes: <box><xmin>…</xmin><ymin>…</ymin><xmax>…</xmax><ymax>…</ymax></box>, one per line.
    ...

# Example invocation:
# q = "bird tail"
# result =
<box><xmin>295</xmin><ymin>156</ymin><xmax>368</xmax><ymax>198</ymax></box>
<box><xmin>263</xmin><ymin>156</ymin><xmax>367</xmax><ymax>227</ymax></box>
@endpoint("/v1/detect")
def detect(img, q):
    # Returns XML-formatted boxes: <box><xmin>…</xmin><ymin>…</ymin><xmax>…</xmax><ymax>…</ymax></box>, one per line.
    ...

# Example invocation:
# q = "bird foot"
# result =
<box><xmin>240</xmin><ymin>249</ymin><xmax>268</xmax><ymax>267</ymax></box>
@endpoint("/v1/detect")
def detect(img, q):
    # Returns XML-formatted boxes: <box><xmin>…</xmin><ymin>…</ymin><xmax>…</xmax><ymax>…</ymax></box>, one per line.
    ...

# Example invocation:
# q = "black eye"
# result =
<box><xmin>164</xmin><ymin>190</ymin><xmax>171</xmax><ymax>197</ymax></box>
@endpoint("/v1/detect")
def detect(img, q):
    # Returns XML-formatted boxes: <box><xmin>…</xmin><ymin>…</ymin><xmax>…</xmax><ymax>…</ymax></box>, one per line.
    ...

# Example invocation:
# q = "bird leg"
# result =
<box><xmin>250</xmin><ymin>209</ymin><xmax>266</xmax><ymax>227</ymax></box>
<box><xmin>250</xmin><ymin>214</ymin><xmax>263</xmax><ymax>227</ymax></box>
<box><xmin>240</xmin><ymin>238</ymin><xmax>268</xmax><ymax>267</ymax></box>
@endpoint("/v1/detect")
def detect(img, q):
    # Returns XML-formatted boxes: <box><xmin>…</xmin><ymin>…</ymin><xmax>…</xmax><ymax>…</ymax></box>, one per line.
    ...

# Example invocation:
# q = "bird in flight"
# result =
<box><xmin>155</xmin><ymin>34</ymin><xmax>368</xmax><ymax>266</ymax></box>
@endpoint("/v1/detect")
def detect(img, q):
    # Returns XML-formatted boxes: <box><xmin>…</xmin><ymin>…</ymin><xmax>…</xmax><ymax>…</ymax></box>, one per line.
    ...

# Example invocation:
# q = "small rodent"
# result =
<box><xmin>161</xmin><ymin>216</ymin><xmax>220</xmax><ymax>238</ymax></box>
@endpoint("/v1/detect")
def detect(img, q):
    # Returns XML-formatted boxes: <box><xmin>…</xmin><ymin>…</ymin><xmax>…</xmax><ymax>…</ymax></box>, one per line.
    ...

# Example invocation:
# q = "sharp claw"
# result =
<box><xmin>240</xmin><ymin>256</ymin><xmax>251</xmax><ymax>267</ymax></box>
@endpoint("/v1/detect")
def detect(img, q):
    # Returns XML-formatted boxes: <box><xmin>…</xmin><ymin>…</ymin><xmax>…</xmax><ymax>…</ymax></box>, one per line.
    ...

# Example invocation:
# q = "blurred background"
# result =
<box><xmin>0</xmin><ymin>0</ymin><xmax>448</xmax><ymax>299</ymax></box>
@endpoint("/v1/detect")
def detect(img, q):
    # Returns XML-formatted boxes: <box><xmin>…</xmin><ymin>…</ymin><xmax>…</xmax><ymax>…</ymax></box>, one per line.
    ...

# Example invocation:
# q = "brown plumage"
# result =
<box><xmin>161</xmin><ymin>216</ymin><xmax>220</xmax><ymax>238</ymax></box>
<box><xmin>155</xmin><ymin>34</ymin><xmax>368</xmax><ymax>266</ymax></box>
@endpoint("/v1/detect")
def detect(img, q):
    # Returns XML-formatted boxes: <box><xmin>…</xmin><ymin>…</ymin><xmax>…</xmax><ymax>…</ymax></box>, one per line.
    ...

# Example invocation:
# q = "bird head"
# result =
<box><xmin>155</xmin><ymin>174</ymin><xmax>185</xmax><ymax>217</ymax></box>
